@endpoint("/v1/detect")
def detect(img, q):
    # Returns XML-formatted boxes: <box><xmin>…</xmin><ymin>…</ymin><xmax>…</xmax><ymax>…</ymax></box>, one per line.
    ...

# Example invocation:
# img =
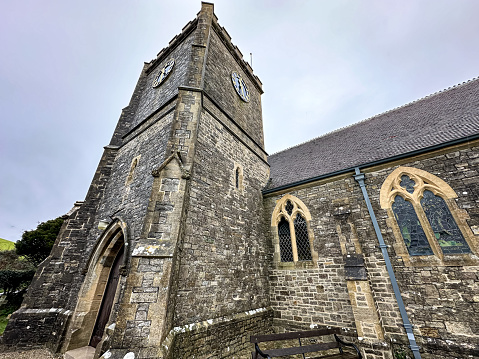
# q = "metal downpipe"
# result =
<box><xmin>353</xmin><ymin>167</ymin><xmax>421</xmax><ymax>359</ymax></box>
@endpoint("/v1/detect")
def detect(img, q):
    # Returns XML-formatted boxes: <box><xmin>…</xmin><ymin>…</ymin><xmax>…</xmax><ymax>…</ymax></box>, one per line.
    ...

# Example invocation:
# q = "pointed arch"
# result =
<box><xmin>271</xmin><ymin>194</ymin><xmax>318</xmax><ymax>268</ymax></box>
<box><xmin>232</xmin><ymin>163</ymin><xmax>244</xmax><ymax>192</ymax></box>
<box><xmin>380</xmin><ymin>166</ymin><xmax>478</xmax><ymax>265</ymax></box>
<box><xmin>62</xmin><ymin>218</ymin><xmax>129</xmax><ymax>352</ymax></box>
<box><xmin>125</xmin><ymin>155</ymin><xmax>141</xmax><ymax>185</ymax></box>
<box><xmin>380</xmin><ymin>167</ymin><xmax>457</xmax><ymax>209</ymax></box>
<box><xmin>83</xmin><ymin>217</ymin><xmax>130</xmax><ymax>276</ymax></box>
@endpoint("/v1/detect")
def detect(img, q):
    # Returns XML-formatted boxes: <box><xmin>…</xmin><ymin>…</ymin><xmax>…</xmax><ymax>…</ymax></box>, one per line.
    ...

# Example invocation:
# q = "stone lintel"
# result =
<box><xmin>178</xmin><ymin>85</ymin><xmax>203</xmax><ymax>93</ymax></box>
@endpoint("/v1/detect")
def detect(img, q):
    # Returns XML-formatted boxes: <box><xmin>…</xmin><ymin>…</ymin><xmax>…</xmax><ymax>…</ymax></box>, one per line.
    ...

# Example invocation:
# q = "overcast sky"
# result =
<box><xmin>1</xmin><ymin>0</ymin><xmax>479</xmax><ymax>242</ymax></box>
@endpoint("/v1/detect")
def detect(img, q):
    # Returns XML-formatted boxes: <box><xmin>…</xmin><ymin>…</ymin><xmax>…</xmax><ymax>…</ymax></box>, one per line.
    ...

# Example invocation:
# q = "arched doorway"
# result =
<box><xmin>63</xmin><ymin>219</ymin><xmax>128</xmax><ymax>353</ymax></box>
<box><xmin>89</xmin><ymin>243</ymin><xmax>124</xmax><ymax>347</ymax></box>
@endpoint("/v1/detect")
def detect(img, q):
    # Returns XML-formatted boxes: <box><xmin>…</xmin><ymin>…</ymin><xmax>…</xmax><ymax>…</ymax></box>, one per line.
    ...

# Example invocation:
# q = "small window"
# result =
<box><xmin>235</xmin><ymin>167</ymin><xmax>240</xmax><ymax>189</ymax></box>
<box><xmin>233</xmin><ymin>164</ymin><xmax>243</xmax><ymax>191</ymax></box>
<box><xmin>125</xmin><ymin>155</ymin><xmax>141</xmax><ymax>185</ymax></box>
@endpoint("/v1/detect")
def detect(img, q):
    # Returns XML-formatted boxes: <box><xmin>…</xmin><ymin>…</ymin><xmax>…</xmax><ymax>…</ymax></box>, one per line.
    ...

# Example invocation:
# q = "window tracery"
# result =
<box><xmin>380</xmin><ymin>167</ymin><xmax>476</xmax><ymax>264</ymax></box>
<box><xmin>271</xmin><ymin>195</ymin><xmax>317</xmax><ymax>267</ymax></box>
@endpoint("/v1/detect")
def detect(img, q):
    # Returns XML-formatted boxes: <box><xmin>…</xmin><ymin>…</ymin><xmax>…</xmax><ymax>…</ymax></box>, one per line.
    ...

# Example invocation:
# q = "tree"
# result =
<box><xmin>0</xmin><ymin>250</ymin><xmax>36</xmax><ymax>307</ymax></box>
<box><xmin>15</xmin><ymin>217</ymin><xmax>64</xmax><ymax>267</ymax></box>
<box><xmin>0</xmin><ymin>250</ymin><xmax>34</xmax><ymax>271</ymax></box>
<box><xmin>0</xmin><ymin>270</ymin><xmax>36</xmax><ymax>297</ymax></box>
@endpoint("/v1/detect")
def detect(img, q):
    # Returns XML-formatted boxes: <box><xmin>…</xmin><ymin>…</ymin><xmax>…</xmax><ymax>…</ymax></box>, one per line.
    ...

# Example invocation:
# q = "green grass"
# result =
<box><xmin>0</xmin><ymin>315</ymin><xmax>9</xmax><ymax>334</ymax></box>
<box><xmin>0</xmin><ymin>238</ymin><xmax>15</xmax><ymax>251</ymax></box>
<box><xmin>0</xmin><ymin>238</ymin><xmax>24</xmax><ymax>334</ymax></box>
<box><xmin>0</xmin><ymin>301</ymin><xmax>19</xmax><ymax>334</ymax></box>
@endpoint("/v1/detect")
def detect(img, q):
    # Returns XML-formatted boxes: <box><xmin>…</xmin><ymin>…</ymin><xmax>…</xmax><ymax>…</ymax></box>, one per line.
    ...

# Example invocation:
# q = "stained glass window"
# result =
<box><xmin>294</xmin><ymin>214</ymin><xmax>312</xmax><ymax>261</ymax></box>
<box><xmin>421</xmin><ymin>191</ymin><xmax>471</xmax><ymax>254</ymax></box>
<box><xmin>392</xmin><ymin>195</ymin><xmax>433</xmax><ymax>256</ymax></box>
<box><xmin>400</xmin><ymin>175</ymin><xmax>415</xmax><ymax>194</ymax></box>
<box><xmin>383</xmin><ymin>167</ymin><xmax>475</xmax><ymax>259</ymax></box>
<box><xmin>278</xmin><ymin>217</ymin><xmax>294</xmax><ymax>262</ymax></box>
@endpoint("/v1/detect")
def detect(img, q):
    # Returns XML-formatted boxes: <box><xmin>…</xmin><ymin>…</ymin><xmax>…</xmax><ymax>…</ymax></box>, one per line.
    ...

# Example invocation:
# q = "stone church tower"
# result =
<box><xmin>4</xmin><ymin>3</ymin><xmax>272</xmax><ymax>357</ymax></box>
<box><xmin>4</xmin><ymin>2</ymin><xmax>479</xmax><ymax>359</ymax></box>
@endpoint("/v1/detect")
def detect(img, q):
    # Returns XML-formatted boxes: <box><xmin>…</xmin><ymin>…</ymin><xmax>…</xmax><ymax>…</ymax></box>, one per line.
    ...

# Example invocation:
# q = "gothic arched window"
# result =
<box><xmin>233</xmin><ymin>164</ymin><xmax>243</xmax><ymax>192</ymax></box>
<box><xmin>380</xmin><ymin>167</ymin><xmax>476</xmax><ymax>263</ymax></box>
<box><xmin>235</xmin><ymin>167</ymin><xmax>240</xmax><ymax>189</ymax></box>
<box><xmin>271</xmin><ymin>195</ymin><xmax>317</xmax><ymax>267</ymax></box>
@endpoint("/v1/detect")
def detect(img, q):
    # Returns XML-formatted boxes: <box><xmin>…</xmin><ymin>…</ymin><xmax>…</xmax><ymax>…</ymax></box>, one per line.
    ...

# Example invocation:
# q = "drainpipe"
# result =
<box><xmin>353</xmin><ymin>167</ymin><xmax>421</xmax><ymax>359</ymax></box>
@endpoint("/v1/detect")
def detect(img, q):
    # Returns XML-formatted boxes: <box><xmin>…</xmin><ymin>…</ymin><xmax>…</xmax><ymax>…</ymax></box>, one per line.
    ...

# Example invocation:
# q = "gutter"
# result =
<box><xmin>353</xmin><ymin>167</ymin><xmax>421</xmax><ymax>359</ymax></box>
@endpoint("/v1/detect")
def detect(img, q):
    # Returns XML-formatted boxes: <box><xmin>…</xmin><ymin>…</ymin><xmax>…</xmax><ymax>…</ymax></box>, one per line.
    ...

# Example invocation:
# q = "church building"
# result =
<box><xmin>3</xmin><ymin>3</ymin><xmax>479</xmax><ymax>359</ymax></box>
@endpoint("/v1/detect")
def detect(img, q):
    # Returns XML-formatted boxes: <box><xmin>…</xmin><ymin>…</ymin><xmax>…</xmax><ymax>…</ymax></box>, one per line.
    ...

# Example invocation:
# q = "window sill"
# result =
<box><xmin>273</xmin><ymin>260</ymin><xmax>316</xmax><ymax>270</ymax></box>
<box><xmin>398</xmin><ymin>252</ymin><xmax>479</xmax><ymax>267</ymax></box>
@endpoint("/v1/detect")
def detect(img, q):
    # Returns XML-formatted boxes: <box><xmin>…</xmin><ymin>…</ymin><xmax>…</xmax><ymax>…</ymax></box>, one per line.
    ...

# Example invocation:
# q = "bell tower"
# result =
<box><xmin>4</xmin><ymin>3</ymin><xmax>272</xmax><ymax>358</ymax></box>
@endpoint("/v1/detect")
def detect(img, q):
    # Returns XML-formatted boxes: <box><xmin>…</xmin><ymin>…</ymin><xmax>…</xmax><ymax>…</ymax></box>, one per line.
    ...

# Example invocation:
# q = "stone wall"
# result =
<box><xmin>96</xmin><ymin>81</ymin><xmax>206</xmax><ymax>357</ymax></box>
<box><xmin>203</xmin><ymin>26</ymin><xmax>264</xmax><ymax>148</ymax></box>
<box><xmin>109</xmin><ymin>256</ymin><xmax>174</xmax><ymax>357</ymax></box>
<box><xmin>363</xmin><ymin>144</ymin><xmax>479</xmax><ymax>358</ymax></box>
<box><xmin>262</xmin><ymin>142</ymin><xmax>479</xmax><ymax>358</ymax></box>
<box><xmin>131</xmin><ymin>32</ymin><xmax>194</xmax><ymax>129</ymax></box>
<box><xmin>170</xmin><ymin>308</ymin><xmax>273</xmax><ymax>358</ymax></box>
<box><xmin>263</xmin><ymin>176</ymin><xmax>369</xmax><ymax>331</ymax></box>
<box><xmin>173</xmin><ymin>108</ymin><xmax>270</xmax><ymax>326</ymax></box>
<box><xmin>269</xmin><ymin>263</ymin><xmax>356</xmax><ymax>330</ymax></box>
<box><xmin>94</xmin><ymin>110</ymin><xmax>174</xmax><ymax>242</ymax></box>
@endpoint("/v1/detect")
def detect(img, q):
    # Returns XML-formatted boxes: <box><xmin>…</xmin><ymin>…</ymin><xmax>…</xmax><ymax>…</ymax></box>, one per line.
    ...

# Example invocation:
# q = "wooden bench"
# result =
<box><xmin>250</xmin><ymin>327</ymin><xmax>362</xmax><ymax>359</ymax></box>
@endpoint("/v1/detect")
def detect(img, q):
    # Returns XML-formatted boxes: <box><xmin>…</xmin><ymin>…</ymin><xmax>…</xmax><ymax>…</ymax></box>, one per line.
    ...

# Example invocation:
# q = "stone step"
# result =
<box><xmin>64</xmin><ymin>346</ymin><xmax>96</xmax><ymax>359</ymax></box>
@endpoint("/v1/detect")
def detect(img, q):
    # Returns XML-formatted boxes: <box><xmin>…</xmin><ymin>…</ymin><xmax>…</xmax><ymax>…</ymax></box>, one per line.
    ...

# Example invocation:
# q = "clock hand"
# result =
<box><xmin>159</xmin><ymin>68</ymin><xmax>166</xmax><ymax>82</ymax></box>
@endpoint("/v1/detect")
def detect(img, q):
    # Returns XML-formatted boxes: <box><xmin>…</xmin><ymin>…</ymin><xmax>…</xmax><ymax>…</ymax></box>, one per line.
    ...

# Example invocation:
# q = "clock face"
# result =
<box><xmin>231</xmin><ymin>71</ymin><xmax>250</xmax><ymax>102</ymax></box>
<box><xmin>152</xmin><ymin>59</ymin><xmax>175</xmax><ymax>88</ymax></box>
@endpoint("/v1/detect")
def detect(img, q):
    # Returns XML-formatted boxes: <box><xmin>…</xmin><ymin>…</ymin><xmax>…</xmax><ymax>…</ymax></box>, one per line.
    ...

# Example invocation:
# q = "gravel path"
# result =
<box><xmin>0</xmin><ymin>349</ymin><xmax>60</xmax><ymax>359</ymax></box>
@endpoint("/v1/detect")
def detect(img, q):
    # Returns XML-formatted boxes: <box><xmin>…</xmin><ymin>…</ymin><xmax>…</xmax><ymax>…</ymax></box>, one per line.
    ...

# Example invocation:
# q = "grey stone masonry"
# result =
<box><xmin>263</xmin><ymin>142</ymin><xmax>479</xmax><ymax>358</ymax></box>
<box><xmin>6</xmin><ymin>3</ymin><xmax>479</xmax><ymax>359</ymax></box>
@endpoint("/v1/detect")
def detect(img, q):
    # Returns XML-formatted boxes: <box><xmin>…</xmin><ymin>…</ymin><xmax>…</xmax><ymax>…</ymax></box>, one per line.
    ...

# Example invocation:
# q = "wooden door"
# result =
<box><xmin>89</xmin><ymin>244</ymin><xmax>125</xmax><ymax>348</ymax></box>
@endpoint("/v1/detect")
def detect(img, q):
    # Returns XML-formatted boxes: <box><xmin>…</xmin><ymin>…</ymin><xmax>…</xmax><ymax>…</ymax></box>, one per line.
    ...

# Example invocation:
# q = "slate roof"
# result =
<box><xmin>266</xmin><ymin>77</ymin><xmax>479</xmax><ymax>191</ymax></box>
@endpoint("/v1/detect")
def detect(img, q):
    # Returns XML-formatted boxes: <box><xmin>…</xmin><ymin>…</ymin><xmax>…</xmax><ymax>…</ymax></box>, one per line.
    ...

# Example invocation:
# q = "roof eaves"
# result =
<box><xmin>263</xmin><ymin>132</ymin><xmax>479</xmax><ymax>195</ymax></box>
